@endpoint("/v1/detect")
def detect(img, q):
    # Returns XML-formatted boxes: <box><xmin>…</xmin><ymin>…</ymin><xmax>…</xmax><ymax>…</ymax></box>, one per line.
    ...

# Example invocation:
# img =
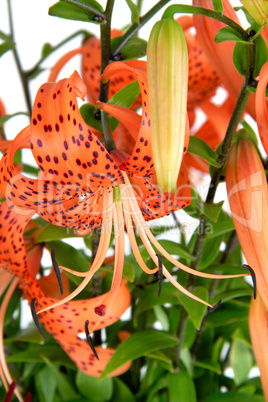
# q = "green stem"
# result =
<box><xmin>173</xmin><ymin>35</ymin><xmax>253</xmax><ymax>368</ymax></box>
<box><xmin>110</xmin><ymin>0</ymin><xmax>171</xmax><ymax>57</ymax></box>
<box><xmin>60</xmin><ymin>0</ymin><xmax>106</xmax><ymax>22</ymax></box>
<box><xmin>162</xmin><ymin>5</ymin><xmax>249</xmax><ymax>41</ymax></box>
<box><xmin>99</xmin><ymin>0</ymin><xmax>117</xmax><ymax>151</ymax></box>
<box><xmin>7</xmin><ymin>0</ymin><xmax>32</xmax><ymax>116</ymax></box>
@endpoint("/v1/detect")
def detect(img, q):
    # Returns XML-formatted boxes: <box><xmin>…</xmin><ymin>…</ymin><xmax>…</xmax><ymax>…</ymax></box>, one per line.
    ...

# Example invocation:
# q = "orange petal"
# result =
<box><xmin>193</xmin><ymin>0</ymin><xmax>256</xmax><ymax>118</ymax></box>
<box><xmin>226</xmin><ymin>138</ymin><xmax>268</xmax><ymax>308</ymax></box>
<box><xmin>249</xmin><ymin>295</ymin><xmax>268</xmax><ymax>400</ymax></box>
<box><xmin>256</xmin><ymin>61</ymin><xmax>268</xmax><ymax>156</ymax></box>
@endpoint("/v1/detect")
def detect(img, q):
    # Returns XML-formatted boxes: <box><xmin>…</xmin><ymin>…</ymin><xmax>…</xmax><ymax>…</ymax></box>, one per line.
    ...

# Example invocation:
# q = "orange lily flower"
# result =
<box><xmin>226</xmin><ymin>138</ymin><xmax>268</xmax><ymax>308</ymax></box>
<box><xmin>0</xmin><ymin>201</ymin><xmax>132</xmax><ymax>401</ymax></box>
<box><xmin>249</xmin><ymin>295</ymin><xmax>268</xmax><ymax>400</ymax></box>
<box><xmin>0</xmin><ymin>64</ymin><xmax>250</xmax><ymax>332</ymax></box>
<box><xmin>48</xmin><ymin>29</ymin><xmax>140</xmax><ymax>106</ymax></box>
<box><xmin>256</xmin><ymin>61</ymin><xmax>268</xmax><ymax>156</ymax></box>
<box><xmin>192</xmin><ymin>0</ymin><xmax>256</xmax><ymax>119</ymax></box>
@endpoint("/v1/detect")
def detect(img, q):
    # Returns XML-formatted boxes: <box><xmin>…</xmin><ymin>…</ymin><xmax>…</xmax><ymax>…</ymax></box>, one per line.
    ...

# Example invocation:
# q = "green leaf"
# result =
<box><xmin>205</xmin><ymin>218</ymin><xmax>234</xmax><ymax>239</ymax></box>
<box><xmin>112</xmin><ymin>378</ymin><xmax>136</xmax><ymax>402</ymax></box>
<box><xmin>36</xmin><ymin>224</ymin><xmax>77</xmax><ymax>242</ymax></box>
<box><xmin>233</xmin><ymin>42</ymin><xmax>247</xmax><ymax>76</ymax></box>
<box><xmin>43</xmin><ymin>357</ymin><xmax>79</xmax><ymax>401</ymax></box>
<box><xmin>198</xmin><ymin>235</ymin><xmax>223</xmax><ymax>269</ymax></box>
<box><xmin>214</xmin><ymin>26</ymin><xmax>249</xmax><ymax>44</ymax></box>
<box><xmin>0</xmin><ymin>112</ymin><xmax>29</xmax><ymax>125</ymax></box>
<box><xmin>7</xmin><ymin>345</ymin><xmax>75</xmax><ymax>368</ymax></box>
<box><xmin>195</xmin><ymin>200</ymin><xmax>224</xmax><ymax>223</ymax></box>
<box><xmin>49</xmin><ymin>1</ymin><xmax>104</xmax><ymax>23</ymax></box>
<box><xmin>178</xmin><ymin>287</ymin><xmax>209</xmax><ymax>330</ymax></box>
<box><xmin>188</xmin><ymin>136</ymin><xmax>221</xmax><ymax>167</ymax></box>
<box><xmin>206</xmin><ymin>392</ymin><xmax>264</xmax><ymax>402</ymax></box>
<box><xmin>168</xmin><ymin>372</ymin><xmax>197</xmax><ymax>402</ymax></box>
<box><xmin>46</xmin><ymin>240</ymin><xmax>89</xmax><ymax>272</ymax></box>
<box><xmin>212</xmin><ymin>0</ymin><xmax>223</xmax><ymax>13</ymax></box>
<box><xmin>35</xmin><ymin>366</ymin><xmax>57</xmax><ymax>402</ymax></box>
<box><xmin>253</xmin><ymin>34</ymin><xmax>268</xmax><ymax>77</ymax></box>
<box><xmin>241</xmin><ymin>120</ymin><xmax>259</xmax><ymax>146</ymax></box>
<box><xmin>42</xmin><ymin>43</ymin><xmax>54</xmax><ymax>58</ymax></box>
<box><xmin>230</xmin><ymin>336</ymin><xmax>253</xmax><ymax>385</ymax></box>
<box><xmin>134</xmin><ymin>282</ymin><xmax>181</xmax><ymax>320</ymax></box>
<box><xmin>193</xmin><ymin>359</ymin><xmax>221</xmax><ymax>374</ymax></box>
<box><xmin>0</xmin><ymin>41</ymin><xmax>15</xmax><ymax>57</ymax></box>
<box><xmin>111</xmin><ymin>36</ymin><xmax>147</xmax><ymax>60</ymax></box>
<box><xmin>80</xmin><ymin>80</ymin><xmax>140</xmax><ymax>132</ymax></box>
<box><xmin>125</xmin><ymin>0</ymin><xmax>139</xmax><ymax>23</ymax></box>
<box><xmin>76</xmin><ymin>372</ymin><xmax>113</xmax><ymax>401</ymax></box>
<box><xmin>153</xmin><ymin>305</ymin><xmax>169</xmax><ymax>331</ymax></box>
<box><xmin>100</xmin><ymin>330</ymin><xmax>179</xmax><ymax>378</ymax></box>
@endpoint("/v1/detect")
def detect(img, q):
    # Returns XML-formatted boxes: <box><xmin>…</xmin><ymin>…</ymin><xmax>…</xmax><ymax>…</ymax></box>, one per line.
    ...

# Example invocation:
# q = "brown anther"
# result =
<box><xmin>85</xmin><ymin>320</ymin><xmax>99</xmax><ymax>360</ymax></box>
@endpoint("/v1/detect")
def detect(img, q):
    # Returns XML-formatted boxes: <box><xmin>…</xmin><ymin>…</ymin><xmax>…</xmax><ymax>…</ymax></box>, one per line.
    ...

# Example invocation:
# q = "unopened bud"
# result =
<box><xmin>240</xmin><ymin>0</ymin><xmax>268</xmax><ymax>25</ymax></box>
<box><xmin>147</xmin><ymin>18</ymin><xmax>188</xmax><ymax>193</ymax></box>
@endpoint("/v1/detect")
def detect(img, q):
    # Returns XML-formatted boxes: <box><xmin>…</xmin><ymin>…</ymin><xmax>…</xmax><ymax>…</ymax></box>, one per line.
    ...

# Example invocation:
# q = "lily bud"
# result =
<box><xmin>240</xmin><ymin>0</ymin><xmax>268</xmax><ymax>25</ymax></box>
<box><xmin>226</xmin><ymin>138</ymin><xmax>268</xmax><ymax>309</ymax></box>
<box><xmin>249</xmin><ymin>295</ymin><xmax>268</xmax><ymax>400</ymax></box>
<box><xmin>147</xmin><ymin>18</ymin><xmax>188</xmax><ymax>193</ymax></box>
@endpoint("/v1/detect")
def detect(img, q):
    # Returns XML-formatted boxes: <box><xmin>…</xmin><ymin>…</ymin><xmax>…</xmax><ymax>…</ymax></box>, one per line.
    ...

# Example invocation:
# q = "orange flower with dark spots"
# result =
<box><xmin>256</xmin><ymin>61</ymin><xmax>268</xmax><ymax>156</ymax></box>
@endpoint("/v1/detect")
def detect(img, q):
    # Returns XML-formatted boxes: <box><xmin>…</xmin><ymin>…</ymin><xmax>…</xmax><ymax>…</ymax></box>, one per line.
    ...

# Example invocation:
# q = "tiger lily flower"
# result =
<box><xmin>0</xmin><ymin>63</ymin><xmax>250</xmax><ymax>333</ymax></box>
<box><xmin>226</xmin><ymin>138</ymin><xmax>268</xmax><ymax>308</ymax></box>
<box><xmin>256</xmin><ymin>61</ymin><xmax>268</xmax><ymax>155</ymax></box>
<box><xmin>249</xmin><ymin>295</ymin><xmax>268</xmax><ymax>400</ymax></box>
<box><xmin>240</xmin><ymin>0</ymin><xmax>268</xmax><ymax>25</ymax></box>
<box><xmin>192</xmin><ymin>0</ymin><xmax>256</xmax><ymax>119</ymax></box>
<box><xmin>48</xmin><ymin>29</ymin><xmax>140</xmax><ymax>107</ymax></box>
<box><xmin>0</xmin><ymin>201</ymin><xmax>132</xmax><ymax>400</ymax></box>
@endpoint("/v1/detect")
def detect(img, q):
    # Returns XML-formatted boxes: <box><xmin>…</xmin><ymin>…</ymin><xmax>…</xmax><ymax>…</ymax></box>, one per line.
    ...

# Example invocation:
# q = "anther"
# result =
<box><xmin>156</xmin><ymin>253</ymin><xmax>163</xmax><ymax>297</ymax></box>
<box><xmin>85</xmin><ymin>320</ymin><xmax>99</xmax><ymax>360</ymax></box>
<box><xmin>51</xmin><ymin>249</ymin><xmax>63</xmax><ymax>295</ymax></box>
<box><xmin>4</xmin><ymin>381</ymin><xmax>16</xmax><ymax>402</ymax></box>
<box><xmin>207</xmin><ymin>299</ymin><xmax>222</xmax><ymax>312</ymax></box>
<box><xmin>30</xmin><ymin>299</ymin><xmax>46</xmax><ymax>340</ymax></box>
<box><xmin>243</xmin><ymin>264</ymin><xmax>257</xmax><ymax>299</ymax></box>
<box><xmin>94</xmin><ymin>304</ymin><xmax>106</xmax><ymax>316</ymax></box>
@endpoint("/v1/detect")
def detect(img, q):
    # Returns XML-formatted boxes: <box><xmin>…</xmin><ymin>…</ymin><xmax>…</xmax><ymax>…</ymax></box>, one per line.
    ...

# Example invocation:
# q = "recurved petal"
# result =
<box><xmin>256</xmin><ymin>61</ymin><xmax>268</xmax><ymax>156</ymax></box>
<box><xmin>100</xmin><ymin>60</ymin><xmax>155</xmax><ymax>177</ymax></box>
<box><xmin>127</xmin><ymin>162</ymin><xmax>191</xmax><ymax>221</ymax></box>
<box><xmin>249</xmin><ymin>295</ymin><xmax>268</xmax><ymax>400</ymax></box>
<box><xmin>21</xmin><ymin>273</ymin><xmax>131</xmax><ymax>376</ymax></box>
<box><xmin>30</xmin><ymin>71</ymin><xmax>124</xmax><ymax>190</ymax></box>
<box><xmin>0</xmin><ymin>201</ymin><xmax>34</xmax><ymax>278</ymax></box>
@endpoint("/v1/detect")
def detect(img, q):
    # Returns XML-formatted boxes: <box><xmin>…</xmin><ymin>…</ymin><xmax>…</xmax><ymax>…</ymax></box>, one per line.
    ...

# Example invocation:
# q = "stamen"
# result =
<box><xmin>243</xmin><ymin>264</ymin><xmax>257</xmax><ymax>299</ymax></box>
<box><xmin>207</xmin><ymin>299</ymin><xmax>222</xmax><ymax>312</ymax></box>
<box><xmin>156</xmin><ymin>253</ymin><xmax>163</xmax><ymax>297</ymax></box>
<box><xmin>4</xmin><ymin>381</ymin><xmax>16</xmax><ymax>402</ymax></box>
<box><xmin>24</xmin><ymin>393</ymin><xmax>32</xmax><ymax>402</ymax></box>
<box><xmin>51</xmin><ymin>249</ymin><xmax>63</xmax><ymax>295</ymax></box>
<box><xmin>30</xmin><ymin>299</ymin><xmax>46</xmax><ymax>340</ymax></box>
<box><xmin>85</xmin><ymin>320</ymin><xmax>99</xmax><ymax>360</ymax></box>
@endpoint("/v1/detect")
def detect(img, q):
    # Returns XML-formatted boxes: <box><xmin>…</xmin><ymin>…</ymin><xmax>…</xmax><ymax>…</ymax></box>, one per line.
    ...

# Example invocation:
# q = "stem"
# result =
<box><xmin>99</xmin><ymin>0</ymin><xmax>117</xmax><ymax>151</ymax></box>
<box><xmin>7</xmin><ymin>0</ymin><xmax>32</xmax><ymax>116</ymax></box>
<box><xmin>60</xmin><ymin>0</ymin><xmax>106</xmax><ymax>22</ymax></box>
<box><xmin>162</xmin><ymin>5</ymin><xmax>249</xmax><ymax>41</ymax></box>
<box><xmin>173</xmin><ymin>37</ymin><xmax>253</xmax><ymax>367</ymax></box>
<box><xmin>110</xmin><ymin>0</ymin><xmax>172</xmax><ymax>57</ymax></box>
